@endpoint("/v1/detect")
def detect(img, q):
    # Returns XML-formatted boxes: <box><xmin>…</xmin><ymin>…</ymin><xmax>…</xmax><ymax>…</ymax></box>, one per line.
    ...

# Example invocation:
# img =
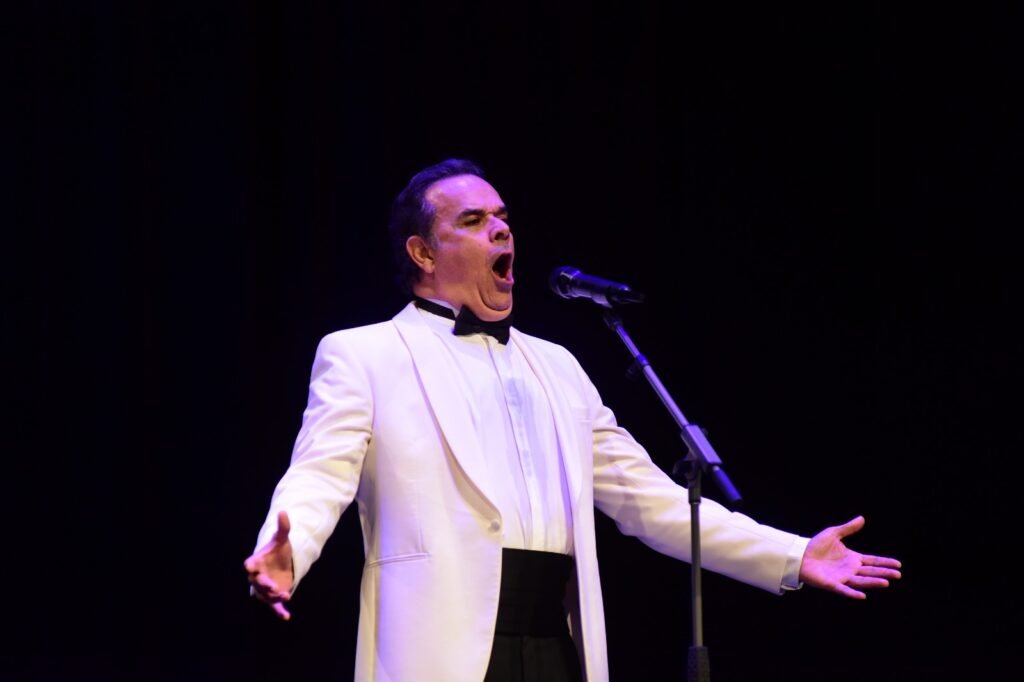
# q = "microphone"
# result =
<box><xmin>549</xmin><ymin>266</ymin><xmax>645</xmax><ymax>307</ymax></box>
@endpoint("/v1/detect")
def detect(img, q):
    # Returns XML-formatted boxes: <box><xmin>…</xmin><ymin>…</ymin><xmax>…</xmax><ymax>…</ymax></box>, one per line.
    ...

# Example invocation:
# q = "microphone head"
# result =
<box><xmin>549</xmin><ymin>266</ymin><xmax>580</xmax><ymax>299</ymax></box>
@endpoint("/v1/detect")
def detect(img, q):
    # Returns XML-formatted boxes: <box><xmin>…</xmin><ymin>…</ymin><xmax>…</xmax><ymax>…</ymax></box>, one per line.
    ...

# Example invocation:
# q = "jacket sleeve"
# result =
<box><xmin>253</xmin><ymin>331</ymin><xmax>373</xmax><ymax>590</ymax></box>
<box><xmin>575</xmin><ymin>357</ymin><xmax>808</xmax><ymax>594</ymax></box>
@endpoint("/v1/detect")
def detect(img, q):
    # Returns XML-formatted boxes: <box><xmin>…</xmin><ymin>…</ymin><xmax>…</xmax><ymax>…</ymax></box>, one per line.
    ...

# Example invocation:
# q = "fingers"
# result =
<box><xmin>861</xmin><ymin>554</ymin><xmax>902</xmax><ymax>569</ymax></box>
<box><xmin>847</xmin><ymin>569</ymin><xmax>888</xmax><ymax>585</ymax></box>
<box><xmin>246</xmin><ymin>558</ymin><xmax>293</xmax><ymax>596</ymax></box>
<box><xmin>249</xmin><ymin>569</ymin><xmax>293</xmax><ymax>620</ymax></box>
<box><xmin>858</xmin><ymin>565</ymin><xmax>902</xmax><ymax>580</ymax></box>
<box><xmin>245</xmin><ymin>515</ymin><xmax>294</xmax><ymax>622</ymax></box>
<box><xmin>820</xmin><ymin>573</ymin><xmax>885</xmax><ymax>599</ymax></box>
<box><xmin>834</xmin><ymin>561</ymin><xmax>902</xmax><ymax>597</ymax></box>
<box><xmin>253</xmin><ymin>583</ymin><xmax>292</xmax><ymax>604</ymax></box>
<box><xmin>832</xmin><ymin>583</ymin><xmax>867</xmax><ymax>600</ymax></box>
<box><xmin>253</xmin><ymin>586</ymin><xmax>293</xmax><ymax>620</ymax></box>
<box><xmin>245</xmin><ymin>555</ymin><xmax>292</xmax><ymax>599</ymax></box>
<box><xmin>252</xmin><ymin>582</ymin><xmax>291</xmax><ymax>601</ymax></box>
<box><xmin>250</xmin><ymin>571</ymin><xmax>282</xmax><ymax>594</ymax></box>
<box><xmin>244</xmin><ymin>551</ymin><xmax>271</xmax><ymax>583</ymax></box>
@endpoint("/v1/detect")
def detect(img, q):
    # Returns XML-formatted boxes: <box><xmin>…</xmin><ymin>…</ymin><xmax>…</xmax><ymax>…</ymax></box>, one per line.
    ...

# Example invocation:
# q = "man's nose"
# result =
<box><xmin>490</xmin><ymin>218</ymin><xmax>511</xmax><ymax>242</ymax></box>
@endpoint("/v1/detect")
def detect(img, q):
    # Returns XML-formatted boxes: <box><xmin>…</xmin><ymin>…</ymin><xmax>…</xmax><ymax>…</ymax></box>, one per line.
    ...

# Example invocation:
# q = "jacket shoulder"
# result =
<box><xmin>311</xmin><ymin>318</ymin><xmax>405</xmax><ymax>365</ymax></box>
<box><xmin>513</xmin><ymin>327</ymin><xmax>575</xmax><ymax>358</ymax></box>
<box><xmin>319</xmin><ymin>319</ymin><xmax>397</xmax><ymax>344</ymax></box>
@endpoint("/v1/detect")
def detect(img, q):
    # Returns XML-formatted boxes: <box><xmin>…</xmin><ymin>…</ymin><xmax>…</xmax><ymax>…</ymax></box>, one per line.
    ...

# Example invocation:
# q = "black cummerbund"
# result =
<box><xmin>495</xmin><ymin>548</ymin><xmax>575</xmax><ymax>637</ymax></box>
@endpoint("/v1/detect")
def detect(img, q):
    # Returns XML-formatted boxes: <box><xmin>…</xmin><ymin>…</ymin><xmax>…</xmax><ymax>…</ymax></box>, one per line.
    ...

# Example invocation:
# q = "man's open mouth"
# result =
<box><xmin>492</xmin><ymin>253</ymin><xmax>514</xmax><ymax>281</ymax></box>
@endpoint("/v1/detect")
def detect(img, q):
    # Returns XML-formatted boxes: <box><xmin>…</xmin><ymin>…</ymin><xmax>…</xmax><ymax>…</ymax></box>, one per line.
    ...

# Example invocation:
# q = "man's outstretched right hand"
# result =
<box><xmin>244</xmin><ymin>510</ymin><xmax>295</xmax><ymax>620</ymax></box>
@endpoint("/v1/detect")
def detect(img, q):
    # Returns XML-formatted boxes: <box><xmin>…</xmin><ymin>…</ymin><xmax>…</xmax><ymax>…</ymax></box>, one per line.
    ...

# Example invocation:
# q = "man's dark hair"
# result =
<box><xmin>388</xmin><ymin>158</ymin><xmax>486</xmax><ymax>294</ymax></box>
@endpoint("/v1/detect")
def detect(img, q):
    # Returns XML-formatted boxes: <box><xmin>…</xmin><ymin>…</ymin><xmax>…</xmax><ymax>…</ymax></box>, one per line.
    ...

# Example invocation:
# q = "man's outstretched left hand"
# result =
<box><xmin>798</xmin><ymin>515</ymin><xmax>902</xmax><ymax>599</ymax></box>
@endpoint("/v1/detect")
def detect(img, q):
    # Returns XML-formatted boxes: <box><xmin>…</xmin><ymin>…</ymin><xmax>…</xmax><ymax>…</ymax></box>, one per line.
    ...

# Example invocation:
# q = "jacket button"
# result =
<box><xmin>489</xmin><ymin>520</ymin><xmax>501</xmax><ymax>533</ymax></box>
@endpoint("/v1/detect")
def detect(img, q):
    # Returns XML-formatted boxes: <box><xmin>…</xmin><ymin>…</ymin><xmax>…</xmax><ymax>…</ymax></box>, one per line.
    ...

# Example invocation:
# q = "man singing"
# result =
<box><xmin>245</xmin><ymin>158</ymin><xmax>902</xmax><ymax>682</ymax></box>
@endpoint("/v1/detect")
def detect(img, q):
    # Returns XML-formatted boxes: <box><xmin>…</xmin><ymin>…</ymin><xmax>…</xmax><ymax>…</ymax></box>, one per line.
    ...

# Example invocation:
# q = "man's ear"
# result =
<box><xmin>406</xmin><ymin>235</ymin><xmax>435</xmax><ymax>274</ymax></box>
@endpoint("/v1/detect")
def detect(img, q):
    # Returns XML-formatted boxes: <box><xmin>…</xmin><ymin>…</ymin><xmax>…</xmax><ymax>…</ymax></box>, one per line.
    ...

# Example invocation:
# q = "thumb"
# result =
<box><xmin>834</xmin><ymin>515</ymin><xmax>865</xmax><ymax>539</ymax></box>
<box><xmin>273</xmin><ymin>510</ymin><xmax>291</xmax><ymax>544</ymax></box>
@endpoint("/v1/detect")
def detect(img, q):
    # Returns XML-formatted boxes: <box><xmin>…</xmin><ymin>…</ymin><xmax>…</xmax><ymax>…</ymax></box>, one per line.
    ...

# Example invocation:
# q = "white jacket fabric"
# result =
<box><xmin>255</xmin><ymin>302</ymin><xmax>806</xmax><ymax>681</ymax></box>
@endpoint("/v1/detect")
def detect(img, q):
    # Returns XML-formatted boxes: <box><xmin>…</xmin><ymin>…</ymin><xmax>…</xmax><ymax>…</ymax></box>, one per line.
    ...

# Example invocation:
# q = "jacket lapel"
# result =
<box><xmin>392</xmin><ymin>303</ymin><xmax>499</xmax><ymax>513</ymax></box>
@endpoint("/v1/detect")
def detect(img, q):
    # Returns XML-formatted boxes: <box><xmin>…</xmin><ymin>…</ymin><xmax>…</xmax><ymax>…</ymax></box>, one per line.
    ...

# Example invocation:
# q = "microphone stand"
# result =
<box><xmin>600</xmin><ymin>306</ymin><xmax>742</xmax><ymax>682</ymax></box>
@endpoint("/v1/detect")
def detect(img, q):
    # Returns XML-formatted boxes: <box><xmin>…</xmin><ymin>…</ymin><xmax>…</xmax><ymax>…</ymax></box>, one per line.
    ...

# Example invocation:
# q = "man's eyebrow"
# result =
<box><xmin>456</xmin><ymin>205</ymin><xmax>509</xmax><ymax>221</ymax></box>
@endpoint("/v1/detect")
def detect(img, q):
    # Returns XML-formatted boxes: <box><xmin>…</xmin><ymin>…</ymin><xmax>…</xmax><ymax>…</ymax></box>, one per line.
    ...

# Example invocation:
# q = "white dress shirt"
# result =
<box><xmin>416</xmin><ymin>301</ymin><xmax>574</xmax><ymax>555</ymax></box>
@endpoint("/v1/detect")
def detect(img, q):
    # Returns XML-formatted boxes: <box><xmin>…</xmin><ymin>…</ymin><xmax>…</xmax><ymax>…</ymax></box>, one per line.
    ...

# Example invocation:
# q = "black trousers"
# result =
<box><xmin>484</xmin><ymin>549</ymin><xmax>584</xmax><ymax>682</ymax></box>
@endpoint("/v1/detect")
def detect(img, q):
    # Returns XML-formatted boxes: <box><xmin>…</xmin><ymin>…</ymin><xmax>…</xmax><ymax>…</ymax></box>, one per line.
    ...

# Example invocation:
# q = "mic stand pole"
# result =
<box><xmin>600</xmin><ymin>307</ymin><xmax>743</xmax><ymax>682</ymax></box>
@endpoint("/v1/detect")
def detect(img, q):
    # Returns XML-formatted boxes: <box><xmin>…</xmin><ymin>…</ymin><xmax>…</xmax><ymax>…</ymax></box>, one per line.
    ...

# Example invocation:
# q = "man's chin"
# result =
<box><xmin>476</xmin><ymin>298</ymin><xmax>513</xmax><ymax>321</ymax></box>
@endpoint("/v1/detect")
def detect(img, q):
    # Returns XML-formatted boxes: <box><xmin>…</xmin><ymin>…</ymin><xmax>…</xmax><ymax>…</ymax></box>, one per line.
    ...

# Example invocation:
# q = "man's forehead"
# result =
<box><xmin>426</xmin><ymin>175</ymin><xmax>504</xmax><ymax>213</ymax></box>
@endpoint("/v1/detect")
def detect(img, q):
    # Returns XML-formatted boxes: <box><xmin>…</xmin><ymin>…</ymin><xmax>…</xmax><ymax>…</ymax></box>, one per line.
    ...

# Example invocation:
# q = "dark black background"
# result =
<box><xmin>9</xmin><ymin>2</ymin><xmax>1019</xmax><ymax>680</ymax></box>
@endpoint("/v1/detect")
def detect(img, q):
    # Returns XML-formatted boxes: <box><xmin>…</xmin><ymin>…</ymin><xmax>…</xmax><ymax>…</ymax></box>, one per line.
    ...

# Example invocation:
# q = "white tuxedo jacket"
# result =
<box><xmin>256</xmin><ymin>302</ymin><xmax>807</xmax><ymax>681</ymax></box>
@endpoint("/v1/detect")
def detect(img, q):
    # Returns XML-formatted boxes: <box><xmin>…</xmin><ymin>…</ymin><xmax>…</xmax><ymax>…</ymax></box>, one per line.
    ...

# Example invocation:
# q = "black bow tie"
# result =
<box><xmin>414</xmin><ymin>297</ymin><xmax>512</xmax><ymax>344</ymax></box>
